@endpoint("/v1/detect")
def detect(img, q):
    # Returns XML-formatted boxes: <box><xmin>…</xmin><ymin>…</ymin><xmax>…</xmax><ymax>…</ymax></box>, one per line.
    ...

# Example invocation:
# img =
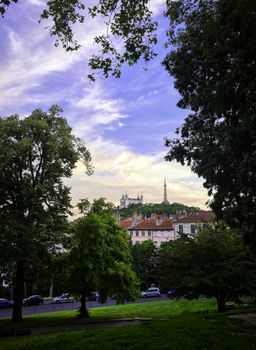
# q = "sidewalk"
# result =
<box><xmin>3</xmin><ymin>318</ymin><xmax>152</xmax><ymax>337</ymax></box>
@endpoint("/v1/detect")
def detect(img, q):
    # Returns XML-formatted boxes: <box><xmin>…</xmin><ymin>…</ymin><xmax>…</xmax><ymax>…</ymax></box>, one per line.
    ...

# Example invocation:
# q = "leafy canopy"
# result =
<box><xmin>0</xmin><ymin>0</ymin><xmax>158</xmax><ymax>80</ymax></box>
<box><xmin>157</xmin><ymin>224</ymin><xmax>256</xmax><ymax>312</ymax></box>
<box><xmin>68</xmin><ymin>198</ymin><xmax>139</xmax><ymax>317</ymax></box>
<box><xmin>163</xmin><ymin>0</ymin><xmax>256</xmax><ymax>246</ymax></box>
<box><xmin>0</xmin><ymin>105</ymin><xmax>92</xmax><ymax>321</ymax></box>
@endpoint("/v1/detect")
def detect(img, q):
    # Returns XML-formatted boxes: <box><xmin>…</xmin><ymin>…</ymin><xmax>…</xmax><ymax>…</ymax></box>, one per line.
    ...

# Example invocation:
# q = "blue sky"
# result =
<box><xmin>0</xmin><ymin>0</ymin><xmax>209</xmax><ymax>212</ymax></box>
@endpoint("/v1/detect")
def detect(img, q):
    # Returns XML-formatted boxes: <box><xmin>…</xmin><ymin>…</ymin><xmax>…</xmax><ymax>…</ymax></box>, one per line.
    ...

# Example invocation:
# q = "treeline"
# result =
<box><xmin>117</xmin><ymin>203</ymin><xmax>200</xmax><ymax>220</ymax></box>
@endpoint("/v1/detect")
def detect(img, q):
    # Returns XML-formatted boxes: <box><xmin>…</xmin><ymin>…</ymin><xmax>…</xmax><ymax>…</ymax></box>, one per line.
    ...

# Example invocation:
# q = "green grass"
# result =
<box><xmin>1</xmin><ymin>299</ymin><xmax>256</xmax><ymax>350</ymax></box>
<box><xmin>0</xmin><ymin>298</ymin><xmax>216</xmax><ymax>329</ymax></box>
<box><xmin>1</xmin><ymin>313</ymin><xmax>256</xmax><ymax>350</ymax></box>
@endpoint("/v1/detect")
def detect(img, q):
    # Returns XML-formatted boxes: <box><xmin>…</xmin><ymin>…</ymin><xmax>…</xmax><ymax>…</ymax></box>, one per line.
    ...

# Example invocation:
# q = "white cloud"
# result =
<box><xmin>66</xmin><ymin>137</ymin><xmax>209</xmax><ymax>210</ymax></box>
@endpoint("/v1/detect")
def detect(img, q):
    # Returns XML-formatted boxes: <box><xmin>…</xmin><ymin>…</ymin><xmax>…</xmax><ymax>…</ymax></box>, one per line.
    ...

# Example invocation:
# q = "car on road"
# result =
<box><xmin>167</xmin><ymin>288</ymin><xmax>176</xmax><ymax>299</ymax></box>
<box><xmin>0</xmin><ymin>298</ymin><xmax>13</xmax><ymax>309</ymax></box>
<box><xmin>141</xmin><ymin>287</ymin><xmax>161</xmax><ymax>298</ymax></box>
<box><xmin>22</xmin><ymin>295</ymin><xmax>44</xmax><ymax>306</ymax></box>
<box><xmin>87</xmin><ymin>292</ymin><xmax>99</xmax><ymax>301</ymax></box>
<box><xmin>52</xmin><ymin>294</ymin><xmax>74</xmax><ymax>304</ymax></box>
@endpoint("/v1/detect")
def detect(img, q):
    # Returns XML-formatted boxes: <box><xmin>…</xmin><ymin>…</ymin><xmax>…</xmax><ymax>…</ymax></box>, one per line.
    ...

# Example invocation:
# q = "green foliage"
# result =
<box><xmin>131</xmin><ymin>240</ymin><xmax>158</xmax><ymax>289</ymax></box>
<box><xmin>163</xmin><ymin>0</ymin><xmax>256</xmax><ymax>247</ymax></box>
<box><xmin>68</xmin><ymin>198</ymin><xmax>140</xmax><ymax>317</ymax></box>
<box><xmin>0</xmin><ymin>105</ymin><xmax>92</xmax><ymax>321</ymax></box>
<box><xmin>118</xmin><ymin>202</ymin><xmax>200</xmax><ymax>220</ymax></box>
<box><xmin>0</xmin><ymin>0</ymin><xmax>158</xmax><ymax>80</ymax></box>
<box><xmin>157</xmin><ymin>224</ymin><xmax>256</xmax><ymax>311</ymax></box>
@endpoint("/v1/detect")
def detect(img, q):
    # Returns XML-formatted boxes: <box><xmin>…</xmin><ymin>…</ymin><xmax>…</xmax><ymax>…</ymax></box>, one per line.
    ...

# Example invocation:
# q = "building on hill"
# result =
<box><xmin>120</xmin><ymin>213</ymin><xmax>175</xmax><ymax>247</ymax></box>
<box><xmin>173</xmin><ymin>210</ymin><xmax>215</xmax><ymax>236</ymax></box>
<box><xmin>119</xmin><ymin>192</ymin><xmax>143</xmax><ymax>209</ymax></box>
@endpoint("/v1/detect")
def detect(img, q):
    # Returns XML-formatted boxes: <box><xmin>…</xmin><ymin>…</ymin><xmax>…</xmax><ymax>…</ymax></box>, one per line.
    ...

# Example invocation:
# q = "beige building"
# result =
<box><xmin>120</xmin><ymin>210</ymin><xmax>215</xmax><ymax>246</ymax></box>
<box><xmin>173</xmin><ymin>210</ymin><xmax>215</xmax><ymax>236</ymax></box>
<box><xmin>120</xmin><ymin>214</ymin><xmax>175</xmax><ymax>247</ymax></box>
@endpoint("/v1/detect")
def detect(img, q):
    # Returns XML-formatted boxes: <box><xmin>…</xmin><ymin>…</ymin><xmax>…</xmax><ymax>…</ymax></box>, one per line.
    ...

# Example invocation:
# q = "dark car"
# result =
<box><xmin>87</xmin><ymin>292</ymin><xmax>99</xmax><ymax>301</ymax></box>
<box><xmin>23</xmin><ymin>295</ymin><xmax>44</xmax><ymax>306</ymax></box>
<box><xmin>167</xmin><ymin>289</ymin><xmax>176</xmax><ymax>299</ymax></box>
<box><xmin>0</xmin><ymin>298</ymin><xmax>13</xmax><ymax>309</ymax></box>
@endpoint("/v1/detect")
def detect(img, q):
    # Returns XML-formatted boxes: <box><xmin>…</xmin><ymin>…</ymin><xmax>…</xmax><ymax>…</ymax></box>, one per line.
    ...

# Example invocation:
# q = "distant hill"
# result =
<box><xmin>116</xmin><ymin>202</ymin><xmax>201</xmax><ymax>220</ymax></box>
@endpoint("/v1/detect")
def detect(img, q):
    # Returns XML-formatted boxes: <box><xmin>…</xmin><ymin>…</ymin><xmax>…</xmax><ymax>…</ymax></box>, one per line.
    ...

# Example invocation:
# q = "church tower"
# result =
<box><xmin>162</xmin><ymin>178</ymin><xmax>169</xmax><ymax>204</ymax></box>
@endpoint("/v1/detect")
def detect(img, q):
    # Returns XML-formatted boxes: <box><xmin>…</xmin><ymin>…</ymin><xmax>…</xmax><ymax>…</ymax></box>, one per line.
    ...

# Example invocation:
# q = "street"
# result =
<box><xmin>0</xmin><ymin>295</ymin><xmax>169</xmax><ymax>318</ymax></box>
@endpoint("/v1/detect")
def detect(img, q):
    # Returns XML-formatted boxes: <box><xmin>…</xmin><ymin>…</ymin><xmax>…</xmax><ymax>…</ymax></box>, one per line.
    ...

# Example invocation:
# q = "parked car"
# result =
<box><xmin>86</xmin><ymin>292</ymin><xmax>99</xmax><ymax>301</ymax></box>
<box><xmin>52</xmin><ymin>294</ymin><xmax>74</xmax><ymax>304</ymax></box>
<box><xmin>22</xmin><ymin>295</ymin><xmax>44</xmax><ymax>306</ymax></box>
<box><xmin>140</xmin><ymin>291</ymin><xmax>147</xmax><ymax>298</ymax></box>
<box><xmin>141</xmin><ymin>287</ymin><xmax>161</xmax><ymax>298</ymax></box>
<box><xmin>167</xmin><ymin>288</ymin><xmax>176</xmax><ymax>299</ymax></box>
<box><xmin>0</xmin><ymin>298</ymin><xmax>13</xmax><ymax>309</ymax></box>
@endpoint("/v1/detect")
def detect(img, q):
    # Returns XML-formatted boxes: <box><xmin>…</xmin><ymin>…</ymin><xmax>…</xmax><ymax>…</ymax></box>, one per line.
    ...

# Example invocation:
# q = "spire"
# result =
<box><xmin>162</xmin><ymin>178</ymin><xmax>169</xmax><ymax>204</ymax></box>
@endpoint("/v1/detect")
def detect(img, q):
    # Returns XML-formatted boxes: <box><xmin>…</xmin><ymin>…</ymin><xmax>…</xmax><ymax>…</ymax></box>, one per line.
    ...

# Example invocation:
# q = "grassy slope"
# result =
<box><xmin>1</xmin><ymin>299</ymin><xmax>255</xmax><ymax>350</ymax></box>
<box><xmin>0</xmin><ymin>298</ymin><xmax>217</xmax><ymax>329</ymax></box>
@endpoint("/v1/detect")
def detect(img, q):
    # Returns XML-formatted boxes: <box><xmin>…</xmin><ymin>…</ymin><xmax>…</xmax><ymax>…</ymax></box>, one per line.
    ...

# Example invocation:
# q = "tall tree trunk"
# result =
<box><xmin>12</xmin><ymin>261</ymin><xmax>25</xmax><ymax>322</ymax></box>
<box><xmin>216</xmin><ymin>293</ymin><xmax>226</xmax><ymax>312</ymax></box>
<box><xmin>79</xmin><ymin>292</ymin><xmax>89</xmax><ymax>318</ymax></box>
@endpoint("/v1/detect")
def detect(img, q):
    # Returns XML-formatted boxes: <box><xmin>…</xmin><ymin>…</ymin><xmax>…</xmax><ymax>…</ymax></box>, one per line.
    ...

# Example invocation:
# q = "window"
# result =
<box><xmin>190</xmin><ymin>224</ymin><xmax>195</xmax><ymax>234</ymax></box>
<box><xmin>178</xmin><ymin>225</ymin><xmax>183</xmax><ymax>234</ymax></box>
<box><xmin>142</xmin><ymin>231</ymin><xmax>145</xmax><ymax>236</ymax></box>
<box><xmin>130</xmin><ymin>231</ymin><xmax>133</xmax><ymax>237</ymax></box>
<box><xmin>136</xmin><ymin>231</ymin><xmax>139</xmax><ymax>236</ymax></box>
<box><xmin>148</xmin><ymin>231</ymin><xmax>151</xmax><ymax>236</ymax></box>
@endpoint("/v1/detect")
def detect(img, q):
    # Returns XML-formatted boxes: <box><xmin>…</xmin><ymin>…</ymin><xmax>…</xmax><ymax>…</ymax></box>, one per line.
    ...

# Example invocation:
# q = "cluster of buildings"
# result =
<box><xmin>119</xmin><ymin>211</ymin><xmax>214</xmax><ymax>247</ymax></box>
<box><xmin>118</xmin><ymin>180</ymin><xmax>214</xmax><ymax>246</ymax></box>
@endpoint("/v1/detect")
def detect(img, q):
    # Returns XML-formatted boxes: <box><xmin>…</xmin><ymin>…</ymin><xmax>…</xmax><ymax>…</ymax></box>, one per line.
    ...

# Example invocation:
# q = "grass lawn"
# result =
<box><xmin>0</xmin><ymin>299</ymin><xmax>255</xmax><ymax>350</ymax></box>
<box><xmin>0</xmin><ymin>298</ymin><xmax>217</xmax><ymax>329</ymax></box>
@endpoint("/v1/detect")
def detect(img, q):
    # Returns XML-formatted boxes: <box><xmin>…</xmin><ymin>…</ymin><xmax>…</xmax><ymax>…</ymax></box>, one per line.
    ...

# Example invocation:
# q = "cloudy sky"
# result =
<box><xmin>0</xmin><ymin>0</ymin><xmax>210</xmax><ymax>211</ymax></box>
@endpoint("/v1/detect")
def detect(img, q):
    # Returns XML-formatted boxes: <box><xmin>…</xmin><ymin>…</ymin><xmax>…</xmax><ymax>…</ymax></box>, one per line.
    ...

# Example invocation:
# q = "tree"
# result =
<box><xmin>118</xmin><ymin>202</ymin><xmax>200</xmax><ymax>221</ymax></box>
<box><xmin>68</xmin><ymin>198</ymin><xmax>139</xmax><ymax>318</ymax></box>
<box><xmin>157</xmin><ymin>224</ymin><xmax>256</xmax><ymax>312</ymax></box>
<box><xmin>0</xmin><ymin>105</ymin><xmax>92</xmax><ymax>322</ymax></box>
<box><xmin>163</xmin><ymin>0</ymin><xmax>256</xmax><ymax>247</ymax></box>
<box><xmin>131</xmin><ymin>240</ymin><xmax>158</xmax><ymax>290</ymax></box>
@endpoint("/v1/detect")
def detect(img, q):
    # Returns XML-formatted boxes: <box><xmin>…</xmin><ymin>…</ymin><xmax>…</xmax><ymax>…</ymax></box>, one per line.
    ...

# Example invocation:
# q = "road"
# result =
<box><xmin>0</xmin><ymin>295</ymin><xmax>169</xmax><ymax>318</ymax></box>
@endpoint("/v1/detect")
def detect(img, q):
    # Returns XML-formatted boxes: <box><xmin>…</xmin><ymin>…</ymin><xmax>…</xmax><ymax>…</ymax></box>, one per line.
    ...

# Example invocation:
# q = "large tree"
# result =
<box><xmin>157</xmin><ymin>224</ymin><xmax>256</xmax><ymax>312</ymax></box>
<box><xmin>163</xmin><ymin>0</ymin><xmax>256</xmax><ymax>247</ymax></box>
<box><xmin>131</xmin><ymin>240</ymin><xmax>158</xmax><ymax>290</ymax></box>
<box><xmin>68</xmin><ymin>198</ymin><xmax>139</xmax><ymax>318</ymax></box>
<box><xmin>0</xmin><ymin>105</ymin><xmax>92</xmax><ymax>322</ymax></box>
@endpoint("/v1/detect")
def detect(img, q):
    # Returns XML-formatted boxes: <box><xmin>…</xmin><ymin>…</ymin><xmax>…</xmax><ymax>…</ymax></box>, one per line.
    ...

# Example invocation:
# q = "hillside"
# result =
<box><xmin>117</xmin><ymin>202</ymin><xmax>200</xmax><ymax>220</ymax></box>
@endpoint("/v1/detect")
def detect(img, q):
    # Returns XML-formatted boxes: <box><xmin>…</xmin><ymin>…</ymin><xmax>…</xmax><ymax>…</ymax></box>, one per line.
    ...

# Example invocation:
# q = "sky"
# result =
<box><xmin>0</xmin><ymin>0</ymin><xmax>210</xmax><ymax>213</ymax></box>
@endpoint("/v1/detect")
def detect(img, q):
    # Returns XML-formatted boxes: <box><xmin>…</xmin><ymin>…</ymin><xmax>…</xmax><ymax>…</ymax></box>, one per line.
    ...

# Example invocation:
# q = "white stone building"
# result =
<box><xmin>119</xmin><ymin>192</ymin><xmax>143</xmax><ymax>209</ymax></box>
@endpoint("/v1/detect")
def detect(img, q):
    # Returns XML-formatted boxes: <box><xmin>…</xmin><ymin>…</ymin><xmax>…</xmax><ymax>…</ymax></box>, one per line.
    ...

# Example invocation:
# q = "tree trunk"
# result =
<box><xmin>12</xmin><ymin>261</ymin><xmax>25</xmax><ymax>322</ymax></box>
<box><xmin>216</xmin><ymin>293</ymin><xmax>226</xmax><ymax>312</ymax></box>
<box><xmin>79</xmin><ymin>292</ymin><xmax>89</xmax><ymax>318</ymax></box>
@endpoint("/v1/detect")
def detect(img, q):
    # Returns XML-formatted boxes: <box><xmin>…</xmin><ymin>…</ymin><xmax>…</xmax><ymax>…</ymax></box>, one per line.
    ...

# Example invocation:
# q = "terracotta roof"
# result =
<box><xmin>119</xmin><ymin>218</ymin><xmax>133</xmax><ymax>229</ymax></box>
<box><xmin>129</xmin><ymin>217</ymin><xmax>173</xmax><ymax>230</ymax></box>
<box><xmin>175</xmin><ymin>211</ymin><xmax>215</xmax><ymax>223</ymax></box>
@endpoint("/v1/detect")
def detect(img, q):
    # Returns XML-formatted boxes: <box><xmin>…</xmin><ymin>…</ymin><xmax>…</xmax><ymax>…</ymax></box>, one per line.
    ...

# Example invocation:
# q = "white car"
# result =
<box><xmin>52</xmin><ymin>294</ymin><xmax>74</xmax><ymax>304</ymax></box>
<box><xmin>141</xmin><ymin>287</ymin><xmax>161</xmax><ymax>298</ymax></box>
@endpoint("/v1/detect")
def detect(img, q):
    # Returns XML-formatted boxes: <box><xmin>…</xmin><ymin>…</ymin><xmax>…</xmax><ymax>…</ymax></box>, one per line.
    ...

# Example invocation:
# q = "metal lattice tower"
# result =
<box><xmin>162</xmin><ymin>178</ymin><xmax>169</xmax><ymax>204</ymax></box>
